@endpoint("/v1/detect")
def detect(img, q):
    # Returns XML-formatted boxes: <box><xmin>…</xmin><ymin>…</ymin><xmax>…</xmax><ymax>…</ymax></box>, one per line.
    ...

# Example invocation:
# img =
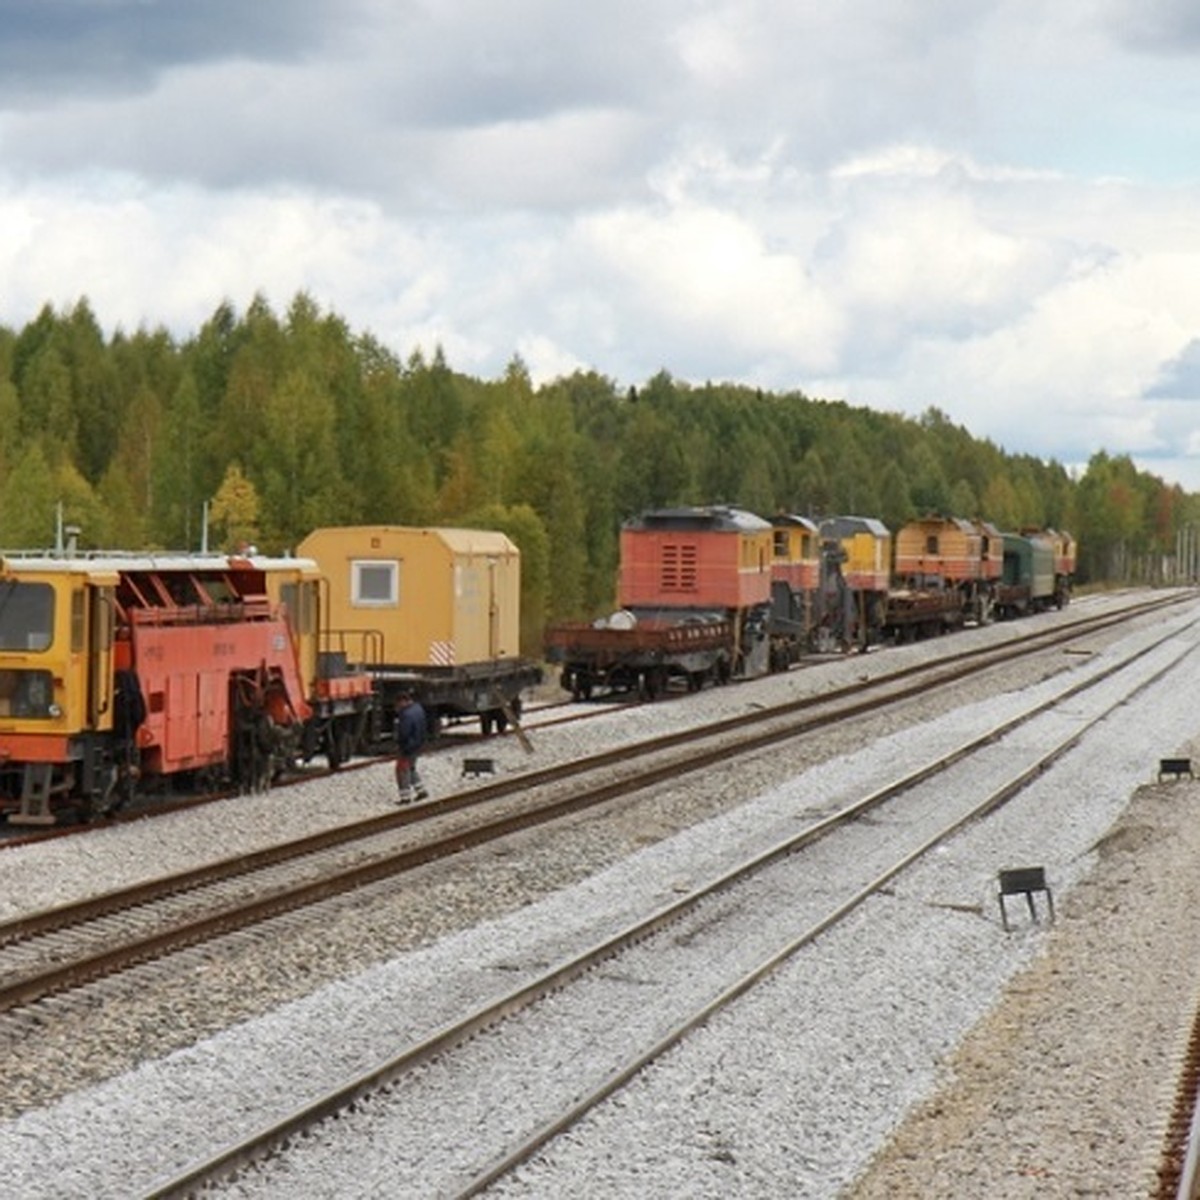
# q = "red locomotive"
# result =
<box><xmin>546</xmin><ymin>506</ymin><xmax>776</xmax><ymax>699</ymax></box>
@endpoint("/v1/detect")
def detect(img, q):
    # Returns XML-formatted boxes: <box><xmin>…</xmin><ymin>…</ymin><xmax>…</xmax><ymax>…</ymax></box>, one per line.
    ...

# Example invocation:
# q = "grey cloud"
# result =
<box><xmin>0</xmin><ymin>0</ymin><xmax>347</xmax><ymax>101</ymax></box>
<box><xmin>1103</xmin><ymin>1</ymin><xmax>1200</xmax><ymax>54</ymax></box>
<box><xmin>373</xmin><ymin>2</ymin><xmax>672</xmax><ymax>130</ymax></box>
<box><xmin>1145</xmin><ymin>339</ymin><xmax>1200</xmax><ymax>400</ymax></box>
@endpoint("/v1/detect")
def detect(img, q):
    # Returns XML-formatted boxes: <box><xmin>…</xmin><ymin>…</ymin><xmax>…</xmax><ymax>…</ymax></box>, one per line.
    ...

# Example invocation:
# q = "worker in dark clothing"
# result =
<box><xmin>394</xmin><ymin>691</ymin><xmax>428</xmax><ymax>803</ymax></box>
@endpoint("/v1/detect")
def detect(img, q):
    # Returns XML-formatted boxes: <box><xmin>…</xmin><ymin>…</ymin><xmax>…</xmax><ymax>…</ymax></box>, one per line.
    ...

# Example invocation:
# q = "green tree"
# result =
<box><xmin>1074</xmin><ymin>452</ymin><xmax>1145</xmax><ymax>581</ymax></box>
<box><xmin>981</xmin><ymin>474</ymin><xmax>1021</xmax><ymax>531</ymax></box>
<box><xmin>209</xmin><ymin>463</ymin><xmax>261</xmax><ymax>551</ymax></box>
<box><xmin>256</xmin><ymin>368</ymin><xmax>346</xmax><ymax>550</ymax></box>
<box><xmin>54</xmin><ymin>461</ymin><xmax>108</xmax><ymax>548</ymax></box>
<box><xmin>0</xmin><ymin>441</ymin><xmax>59</xmax><ymax>547</ymax></box>
<box><xmin>462</xmin><ymin>502</ymin><xmax>550</xmax><ymax>657</ymax></box>
<box><xmin>949</xmin><ymin>479</ymin><xmax>979</xmax><ymax>518</ymax></box>
<box><xmin>151</xmin><ymin>369</ymin><xmax>208</xmax><ymax>549</ymax></box>
<box><xmin>877</xmin><ymin>460</ymin><xmax>914</xmax><ymax>532</ymax></box>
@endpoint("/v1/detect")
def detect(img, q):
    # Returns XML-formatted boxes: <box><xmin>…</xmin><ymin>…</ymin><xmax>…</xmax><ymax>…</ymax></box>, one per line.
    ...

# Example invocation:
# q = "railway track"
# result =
<box><xmin>0</xmin><ymin>593</ymin><xmax>1180</xmax><ymax>1022</ymax></box>
<box><xmin>1158</xmin><ymin>992</ymin><xmax>1200</xmax><ymax>1198</ymax></box>
<box><xmin>0</xmin><ymin>699</ymin><xmax>624</xmax><ymax>850</ymax></box>
<box><xmin>132</xmin><ymin>597</ymin><xmax>1200</xmax><ymax>1197</ymax></box>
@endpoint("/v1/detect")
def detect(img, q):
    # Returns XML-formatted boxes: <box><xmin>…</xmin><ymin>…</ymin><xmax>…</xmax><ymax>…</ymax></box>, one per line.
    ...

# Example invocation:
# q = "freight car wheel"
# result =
<box><xmin>639</xmin><ymin>668</ymin><xmax>667</xmax><ymax>700</ymax></box>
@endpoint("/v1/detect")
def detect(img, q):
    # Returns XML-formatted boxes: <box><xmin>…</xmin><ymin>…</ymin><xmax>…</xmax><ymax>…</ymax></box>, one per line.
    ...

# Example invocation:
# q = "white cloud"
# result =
<box><xmin>579</xmin><ymin>202</ymin><xmax>843</xmax><ymax>375</ymax></box>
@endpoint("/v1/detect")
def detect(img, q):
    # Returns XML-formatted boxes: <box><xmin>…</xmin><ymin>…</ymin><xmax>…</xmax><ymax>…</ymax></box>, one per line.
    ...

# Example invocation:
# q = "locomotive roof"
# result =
<box><xmin>771</xmin><ymin>513</ymin><xmax>820</xmax><ymax>533</ymax></box>
<box><xmin>818</xmin><ymin>515</ymin><xmax>891</xmax><ymax>538</ymax></box>
<box><xmin>0</xmin><ymin>551</ymin><xmax>318</xmax><ymax>577</ymax></box>
<box><xmin>623</xmin><ymin>506</ymin><xmax>771</xmax><ymax>533</ymax></box>
<box><xmin>902</xmin><ymin>514</ymin><xmax>977</xmax><ymax>534</ymax></box>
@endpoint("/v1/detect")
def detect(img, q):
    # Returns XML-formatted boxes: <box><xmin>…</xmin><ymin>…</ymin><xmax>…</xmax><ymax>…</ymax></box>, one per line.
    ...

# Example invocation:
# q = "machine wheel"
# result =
<box><xmin>327</xmin><ymin>725</ymin><xmax>355</xmax><ymax>770</ymax></box>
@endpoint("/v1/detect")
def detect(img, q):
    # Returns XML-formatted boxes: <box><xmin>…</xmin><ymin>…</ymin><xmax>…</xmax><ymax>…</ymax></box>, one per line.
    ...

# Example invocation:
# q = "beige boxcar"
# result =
<box><xmin>297</xmin><ymin>526</ymin><xmax>523</xmax><ymax>666</ymax></box>
<box><xmin>296</xmin><ymin>526</ymin><xmax>541</xmax><ymax>735</ymax></box>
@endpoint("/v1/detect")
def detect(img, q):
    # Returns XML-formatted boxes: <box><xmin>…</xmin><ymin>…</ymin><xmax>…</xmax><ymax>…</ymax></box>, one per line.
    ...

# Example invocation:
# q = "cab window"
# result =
<box><xmin>0</xmin><ymin>581</ymin><xmax>54</xmax><ymax>651</ymax></box>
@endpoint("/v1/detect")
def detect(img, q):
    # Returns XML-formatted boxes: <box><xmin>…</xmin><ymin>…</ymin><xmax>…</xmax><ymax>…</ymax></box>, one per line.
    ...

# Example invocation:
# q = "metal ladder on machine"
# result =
<box><xmin>12</xmin><ymin>762</ymin><xmax>57</xmax><ymax>826</ymax></box>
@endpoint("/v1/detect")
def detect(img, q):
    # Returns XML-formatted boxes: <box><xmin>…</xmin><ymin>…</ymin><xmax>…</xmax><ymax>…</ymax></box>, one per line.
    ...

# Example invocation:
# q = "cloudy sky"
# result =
<box><xmin>4</xmin><ymin>2</ymin><xmax>1200</xmax><ymax>488</ymax></box>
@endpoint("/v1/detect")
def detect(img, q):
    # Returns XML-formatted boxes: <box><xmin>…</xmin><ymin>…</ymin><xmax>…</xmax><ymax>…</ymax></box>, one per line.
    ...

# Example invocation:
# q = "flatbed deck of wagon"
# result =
<box><xmin>368</xmin><ymin>658</ymin><xmax>544</xmax><ymax>735</ymax></box>
<box><xmin>544</xmin><ymin>618</ymin><xmax>736</xmax><ymax>699</ymax></box>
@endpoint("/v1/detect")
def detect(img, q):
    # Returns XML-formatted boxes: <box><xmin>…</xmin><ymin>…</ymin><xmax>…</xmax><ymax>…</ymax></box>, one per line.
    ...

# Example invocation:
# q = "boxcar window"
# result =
<box><xmin>352</xmin><ymin>560</ymin><xmax>399</xmax><ymax>607</ymax></box>
<box><xmin>925</xmin><ymin>535</ymin><xmax>939</xmax><ymax>554</ymax></box>
<box><xmin>0</xmin><ymin>581</ymin><xmax>54</xmax><ymax>650</ymax></box>
<box><xmin>772</xmin><ymin>531</ymin><xmax>788</xmax><ymax>558</ymax></box>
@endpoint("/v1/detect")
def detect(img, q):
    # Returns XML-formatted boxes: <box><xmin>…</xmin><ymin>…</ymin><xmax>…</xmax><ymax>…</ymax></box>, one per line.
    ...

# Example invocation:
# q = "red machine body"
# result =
<box><xmin>0</xmin><ymin>551</ymin><xmax>322</xmax><ymax>825</ymax></box>
<box><xmin>121</xmin><ymin>604</ymin><xmax>310</xmax><ymax>777</ymax></box>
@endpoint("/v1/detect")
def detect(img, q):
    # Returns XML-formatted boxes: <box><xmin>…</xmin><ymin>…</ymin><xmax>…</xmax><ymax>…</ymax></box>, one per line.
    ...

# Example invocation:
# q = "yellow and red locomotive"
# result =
<box><xmin>545</xmin><ymin>506</ymin><xmax>1078</xmax><ymax>699</ymax></box>
<box><xmin>0</xmin><ymin>547</ymin><xmax>374</xmax><ymax>825</ymax></box>
<box><xmin>887</xmin><ymin>515</ymin><xmax>997</xmax><ymax>635</ymax></box>
<box><xmin>546</xmin><ymin>506</ymin><xmax>776</xmax><ymax>698</ymax></box>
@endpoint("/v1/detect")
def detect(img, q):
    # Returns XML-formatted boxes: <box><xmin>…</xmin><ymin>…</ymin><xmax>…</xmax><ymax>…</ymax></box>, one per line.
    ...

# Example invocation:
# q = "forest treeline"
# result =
<box><xmin>0</xmin><ymin>293</ymin><xmax>1193</xmax><ymax>654</ymax></box>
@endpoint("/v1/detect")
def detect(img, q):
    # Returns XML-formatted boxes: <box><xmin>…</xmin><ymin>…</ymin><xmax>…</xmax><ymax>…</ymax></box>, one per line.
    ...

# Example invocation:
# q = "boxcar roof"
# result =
<box><xmin>898</xmin><ymin>515</ymin><xmax>978</xmax><ymax>536</ymax></box>
<box><xmin>0</xmin><ymin>552</ymin><xmax>315</xmax><ymax>577</ymax></box>
<box><xmin>302</xmin><ymin>526</ymin><xmax>516</xmax><ymax>554</ymax></box>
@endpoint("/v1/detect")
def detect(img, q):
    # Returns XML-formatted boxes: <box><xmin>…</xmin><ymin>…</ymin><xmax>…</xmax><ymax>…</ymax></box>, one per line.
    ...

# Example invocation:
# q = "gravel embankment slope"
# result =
<box><xmin>846</xmin><ymin>776</ymin><xmax>1200</xmax><ymax>1198</ymax></box>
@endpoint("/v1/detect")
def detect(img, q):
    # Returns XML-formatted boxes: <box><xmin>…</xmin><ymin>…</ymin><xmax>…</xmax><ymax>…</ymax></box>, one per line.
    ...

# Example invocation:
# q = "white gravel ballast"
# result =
<box><xmin>0</xmin><ymin>595</ymin><xmax>1199</xmax><ymax>1197</ymax></box>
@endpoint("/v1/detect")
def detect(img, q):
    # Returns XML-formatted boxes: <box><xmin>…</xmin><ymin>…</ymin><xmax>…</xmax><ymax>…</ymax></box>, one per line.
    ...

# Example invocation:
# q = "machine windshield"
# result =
<box><xmin>0</xmin><ymin>581</ymin><xmax>54</xmax><ymax>651</ymax></box>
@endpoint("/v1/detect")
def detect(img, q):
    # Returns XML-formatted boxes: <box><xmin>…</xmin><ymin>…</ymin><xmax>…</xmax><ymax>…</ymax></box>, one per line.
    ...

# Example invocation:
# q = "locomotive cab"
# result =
<box><xmin>0</xmin><ymin>558</ymin><xmax>119</xmax><ymax>824</ymax></box>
